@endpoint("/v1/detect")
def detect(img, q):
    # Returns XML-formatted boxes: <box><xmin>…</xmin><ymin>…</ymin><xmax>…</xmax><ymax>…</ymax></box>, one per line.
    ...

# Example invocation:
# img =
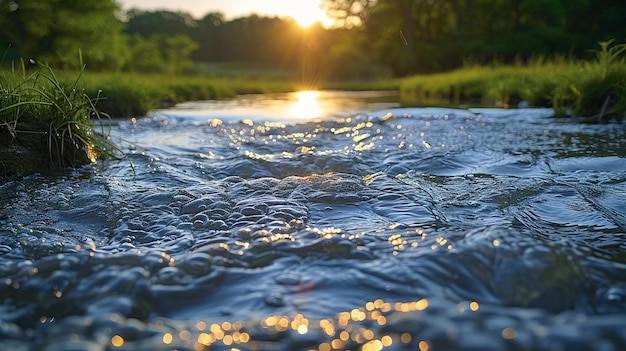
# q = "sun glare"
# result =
<box><xmin>290</xmin><ymin>91</ymin><xmax>322</xmax><ymax>119</ymax></box>
<box><xmin>290</xmin><ymin>6</ymin><xmax>334</xmax><ymax>28</ymax></box>
<box><xmin>293</xmin><ymin>15</ymin><xmax>317</xmax><ymax>28</ymax></box>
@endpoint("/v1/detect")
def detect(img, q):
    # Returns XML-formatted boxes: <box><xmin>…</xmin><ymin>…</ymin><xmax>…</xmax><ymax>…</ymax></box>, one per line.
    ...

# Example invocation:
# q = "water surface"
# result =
<box><xmin>1</xmin><ymin>91</ymin><xmax>626</xmax><ymax>350</ymax></box>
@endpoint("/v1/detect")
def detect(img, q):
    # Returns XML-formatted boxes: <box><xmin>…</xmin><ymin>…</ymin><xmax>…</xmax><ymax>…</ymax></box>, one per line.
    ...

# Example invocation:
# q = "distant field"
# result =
<box><xmin>192</xmin><ymin>62</ymin><xmax>295</xmax><ymax>80</ymax></box>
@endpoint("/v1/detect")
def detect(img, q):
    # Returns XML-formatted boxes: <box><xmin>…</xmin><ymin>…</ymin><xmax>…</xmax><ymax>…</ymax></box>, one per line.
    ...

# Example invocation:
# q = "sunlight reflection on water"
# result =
<box><xmin>155</xmin><ymin>90</ymin><xmax>400</xmax><ymax>122</ymax></box>
<box><xmin>290</xmin><ymin>91</ymin><xmax>322</xmax><ymax>119</ymax></box>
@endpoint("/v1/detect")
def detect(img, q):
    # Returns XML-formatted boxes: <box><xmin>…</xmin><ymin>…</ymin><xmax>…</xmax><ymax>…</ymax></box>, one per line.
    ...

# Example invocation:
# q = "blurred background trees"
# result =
<box><xmin>324</xmin><ymin>0</ymin><xmax>626</xmax><ymax>75</ymax></box>
<box><xmin>1</xmin><ymin>0</ymin><xmax>625</xmax><ymax>79</ymax></box>
<box><xmin>0</xmin><ymin>0</ymin><xmax>127</xmax><ymax>70</ymax></box>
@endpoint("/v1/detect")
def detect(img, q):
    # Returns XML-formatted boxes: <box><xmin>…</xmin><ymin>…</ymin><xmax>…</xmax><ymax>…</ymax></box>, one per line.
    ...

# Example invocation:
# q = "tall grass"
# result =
<box><xmin>400</xmin><ymin>60</ymin><xmax>581</xmax><ymax>109</ymax></box>
<box><xmin>400</xmin><ymin>40</ymin><xmax>626</xmax><ymax>120</ymax></box>
<box><xmin>1</xmin><ymin>61</ymin><xmax>123</xmax><ymax>177</ymax></box>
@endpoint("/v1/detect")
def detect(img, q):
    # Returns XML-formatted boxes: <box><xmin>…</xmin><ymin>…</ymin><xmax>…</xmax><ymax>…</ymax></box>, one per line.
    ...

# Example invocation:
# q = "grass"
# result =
<box><xmin>400</xmin><ymin>63</ymin><xmax>568</xmax><ymax>108</ymax></box>
<box><xmin>400</xmin><ymin>40</ymin><xmax>626</xmax><ymax>121</ymax></box>
<box><xmin>320</xmin><ymin>78</ymin><xmax>402</xmax><ymax>91</ymax></box>
<box><xmin>192</xmin><ymin>61</ymin><xmax>295</xmax><ymax>80</ymax></box>
<box><xmin>0</xmin><ymin>61</ymin><xmax>123</xmax><ymax>179</ymax></box>
<box><xmin>65</xmin><ymin>70</ymin><xmax>299</xmax><ymax>117</ymax></box>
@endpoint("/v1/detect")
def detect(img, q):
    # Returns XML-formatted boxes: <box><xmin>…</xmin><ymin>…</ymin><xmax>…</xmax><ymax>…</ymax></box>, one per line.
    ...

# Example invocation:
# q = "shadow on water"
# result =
<box><xmin>1</xmin><ymin>91</ymin><xmax>626</xmax><ymax>350</ymax></box>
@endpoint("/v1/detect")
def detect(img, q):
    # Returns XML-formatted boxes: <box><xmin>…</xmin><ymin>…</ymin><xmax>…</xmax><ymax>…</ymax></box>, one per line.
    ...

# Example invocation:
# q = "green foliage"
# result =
<box><xmin>319</xmin><ymin>27</ymin><xmax>392</xmax><ymax>81</ymax></box>
<box><xmin>0</xmin><ymin>0</ymin><xmax>128</xmax><ymax>70</ymax></box>
<box><xmin>125</xmin><ymin>34</ymin><xmax>166</xmax><ymax>72</ymax></box>
<box><xmin>0</xmin><ymin>62</ymin><xmax>123</xmax><ymax>172</ymax></box>
<box><xmin>125</xmin><ymin>33</ymin><xmax>198</xmax><ymax>74</ymax></box>
<box><xmin>125</xmin><ymin>9</ymin><xmax>197</xmax><ymax>38</ymax></box>
<box><xmin>590</xmin><ymin>39</ymin><xmax>626</xmax><ymax>80</ymax></box>
<box><xmin>574</xmin><ymin>40</ymin><xmax>626</xmax><ymax>119</ymax></box>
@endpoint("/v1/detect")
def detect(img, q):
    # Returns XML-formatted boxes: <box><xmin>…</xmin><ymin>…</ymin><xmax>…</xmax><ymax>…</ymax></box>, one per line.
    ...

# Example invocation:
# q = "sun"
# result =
<box><xmin>289</xmin><ymin>6</ymin><xmax>334</xmax><ymax>28</ymax></box>
<box><xmin>293</xmin><ymin>15</ymin><xmax>318</xmax><ymax>28</ymax></box>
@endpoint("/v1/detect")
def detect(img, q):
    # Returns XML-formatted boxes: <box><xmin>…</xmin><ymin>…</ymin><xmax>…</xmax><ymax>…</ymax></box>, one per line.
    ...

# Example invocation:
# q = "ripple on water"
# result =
<box><xmin>1</xmin><ymin>107</ymin><xmax>626</xmax><ymax>350</ymax></box>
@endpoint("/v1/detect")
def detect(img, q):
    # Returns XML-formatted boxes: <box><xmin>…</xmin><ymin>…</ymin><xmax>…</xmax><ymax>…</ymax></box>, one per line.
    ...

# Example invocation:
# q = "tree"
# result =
<box><xmin>125</xmin><ymin>34</ymin><xmax>166</xmax><ymax>72</ymax></box>
<box><xmin>161</xmin><ymin>34</ymin><xmax>199</xmax><ymax>74</ymax></box>
<box><xmin>125</xmin><ymin>9</ymin><xmax>197</xmax><ymax>37</ymax></box>
<box><xmin>322</xmin><ymin>0</ymin><xmax>424</xmax><ymax>74</ymax></box>
<box><xmin>191</xmin><ymin>13</ymin><xmax>225</xmax><ymax>62</ymax></box>
<box><xmin>123</xmin><ymin>34</ymin><xmax>198</xmax><ymax>74</ymax></box>
<box><xmin>123</xmin><ymin>10</ymin><xmax>199</xmax><ymax>73</ymax></box>
<box><xmin>0</xmin><ymin>0</ymin><xmax>128</xmax><ymax>70</ymax></box>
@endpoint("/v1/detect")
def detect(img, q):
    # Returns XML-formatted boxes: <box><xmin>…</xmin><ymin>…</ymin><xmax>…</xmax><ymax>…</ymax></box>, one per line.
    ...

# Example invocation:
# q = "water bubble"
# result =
<box><xmin>265</xmin><ymin>291</ymin><xmax>286</xmax><ymax>307</ymax></box>
<box><xmin>275</xmin><ymin>273</ymin><xmax>301</xmax><ymax>286</ymax></box>
<box><xmin>606</xmin><ymin>287</ymin><xmax>625</xmax><ymax>302</ymax></box>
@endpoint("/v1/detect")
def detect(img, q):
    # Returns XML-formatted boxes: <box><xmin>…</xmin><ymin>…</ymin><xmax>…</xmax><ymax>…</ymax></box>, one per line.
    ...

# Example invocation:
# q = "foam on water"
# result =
<box><xmin>1</xmin><ymin>97</ymin><xmax>626</xmax><ymax>350</ymax></box>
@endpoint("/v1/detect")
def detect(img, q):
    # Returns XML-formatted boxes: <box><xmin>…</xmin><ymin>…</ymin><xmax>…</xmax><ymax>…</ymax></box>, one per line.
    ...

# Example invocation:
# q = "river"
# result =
<box><xmin>1</xmin><ymin>90</ymin><xmax>626</xmax><ymax>350</ymax></box>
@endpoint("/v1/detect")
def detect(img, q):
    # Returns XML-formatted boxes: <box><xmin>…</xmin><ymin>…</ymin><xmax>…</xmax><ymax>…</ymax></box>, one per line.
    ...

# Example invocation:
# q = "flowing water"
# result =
<box><xmin>1</xmin><ymin>91</ymin><xmax>626</xmax><ymax>351</ymax></box>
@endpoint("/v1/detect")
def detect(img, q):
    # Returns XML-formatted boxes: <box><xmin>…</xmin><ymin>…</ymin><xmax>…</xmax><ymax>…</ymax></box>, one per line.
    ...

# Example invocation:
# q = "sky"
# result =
<box><xmin>117</xmin><ymin>0</ymin><xmax>333</xmax><ymax>27</ymax></box>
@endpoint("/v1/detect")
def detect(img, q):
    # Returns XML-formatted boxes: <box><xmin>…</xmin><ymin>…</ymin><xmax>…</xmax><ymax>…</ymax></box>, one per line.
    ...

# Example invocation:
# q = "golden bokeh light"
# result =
<box><xmin>111</xmin><ymin>335</ymin><xmax>124</xmax><ymax>347</ymax></box>
<box><xmin>155</xmin><ymin>298</ymin><xmax>450</xmax><ymax>350</ymax></box>
<box><xmin>502</xmin><ymin>327</ymin><xmax>518</xmax><ymax>339</ymax></box>
<box><xmin>162</xmin><ymin>332</ymin><xmax>173</xmax><ymax>344</ymax></box>
<box><xmin>401</xmin><ymin>333</ymin><xmax>412</xmax><ymax>344</ymax></box>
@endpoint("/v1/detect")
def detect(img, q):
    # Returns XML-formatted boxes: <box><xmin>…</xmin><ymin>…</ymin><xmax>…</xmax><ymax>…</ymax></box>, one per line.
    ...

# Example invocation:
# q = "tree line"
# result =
<box><xmin>1</xmin><ymin>0</ymin><xmax>625</xmax><ymax>78</ymax></box>
<box><xmin>329</xmin><ymin>0</ymin><xmax>626</xmax><ymax>74</ymax></box>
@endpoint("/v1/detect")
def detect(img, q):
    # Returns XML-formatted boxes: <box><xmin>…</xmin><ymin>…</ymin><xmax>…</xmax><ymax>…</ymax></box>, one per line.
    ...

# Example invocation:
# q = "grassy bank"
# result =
<box><xmin>400</xmin><ymin>40</ymin><xmax>626</xmax><ymax>121</ymax></box>
<box><xmin>320</xmin><ymin>78</ymin><xmax>402</xmax><ymax>92</ymax></box>
<box><xmin>67</xmin><ymin>71</ymin><xmax>298</xmax><ymax>117</ymax></box>
<box><xmin>0</xmin><ymin>63</ymin><xmax>122</xmax><ymax>180</ymax></box>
